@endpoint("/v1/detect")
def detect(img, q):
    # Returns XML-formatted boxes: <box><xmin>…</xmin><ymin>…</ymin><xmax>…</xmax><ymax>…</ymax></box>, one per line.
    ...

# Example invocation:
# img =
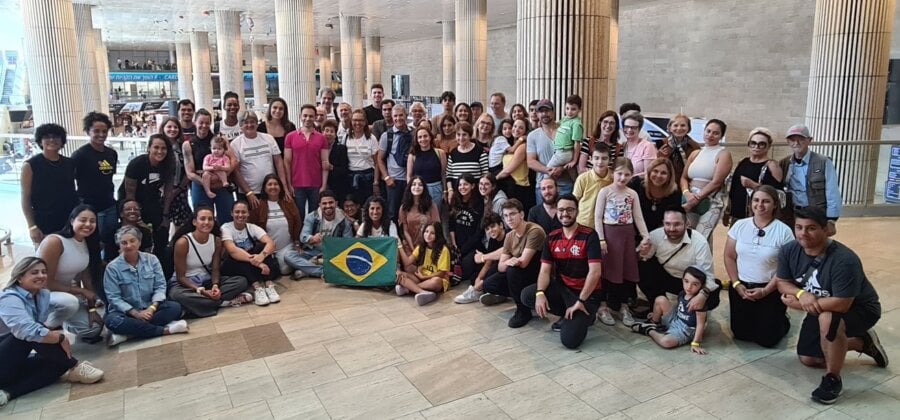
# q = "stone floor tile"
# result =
<box><xmin>324</xmin><ymin>332</ymin><xmax>405</xmax><ymax>376</ymax></box>
<box><xmin>412</xmin><ymin>314</ymin><xmax>488</xmax><ymax>352</ymax></box>
<box><xmin>579</xmin><ymin>351</ymin><xmax>680</xmax><ymax>402</ymax></box>
<box><xmin>279</xmin><ymin>312</ymin><xmax>349</xmax><ymax>347</ymax></box>
<box><xmin>483</xmin><ymin>373</ymin><xmax>600</xmax><ymax>419</ymax></box>
<box><xmin>314</xmin><ymin>367</ymin><xmax>432</xmax><ymax>419</ymax></box>
<box><xmin>123</xmin><ymin>369</ymin><xmax>231</xmax><ymax>419</ymax></box>
<box><xmin>545</xmin><ymin>364</ymin><xmax>641</xmax><ymax>416</ymax></box>
<box><xmin>201</xmin><ymin>400</ymin><xmax>273</xmax><ymax>420</ymax></box>
<box><xmin>11</xmin><ymin>381</ymin><xmax>69</xmax><ymax>414</ymax></box>
<box><xmin>378</xmin><ymin>325</ymin><xmax>444</xmax><ymax>362</ymax></box>
<box><xmin>621</xmin><ymin>392</ymin><xmax>716</xmax><ymax>420</ymax></box>
<box><xmin>420</xmin><ymin>393</ymin><xmax>511</xmax><ymax>419</ymax></box>
<box><xmin>471</xmin><ymin>336</ymin><xmax>558</xmax><ymax>381</ymax></box>
<box><xmin>832</xmin><ymin>389</ymin><xmax>900</xmax><ymax>419</ymax></box>
<box><xmin>330</xmin><ymin>306</ymin><xmax>398</xmax><ymax>336</ymax></box>
<box><xmin>265</xmin><ymin>389</ymin><xmax>330</xmax><ymax>420</ymax></box>
<box><xmin>265</xmin><ymin>346</ymin><xmax>346</xmax><ymax>394</ymax></box>
<box><xmin>397</xmin><ymin>349</ymin><xmax>510</xmax><ymax>406</ymax></box>
<box><xmin>221</xmin><ymin>358</ymin><xmax>281</xmax><ymax>408</ymax></box>
<box><xmin>674</xmin><ymin>370</ymin><xmax>819</xmax><ymax>419</ymax></box>
<box><xmin>40</xmin><ymin>390</ymin><xmax>123</xmax><ymax>420</ymax></box>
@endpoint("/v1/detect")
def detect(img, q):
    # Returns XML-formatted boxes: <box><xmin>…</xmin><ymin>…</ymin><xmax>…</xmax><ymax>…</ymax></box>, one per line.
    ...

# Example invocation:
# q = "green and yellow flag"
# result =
<box><xmin>323</xmin><ymin>237</ymin><xmax>398</xmax><ymax>287</ymax></box>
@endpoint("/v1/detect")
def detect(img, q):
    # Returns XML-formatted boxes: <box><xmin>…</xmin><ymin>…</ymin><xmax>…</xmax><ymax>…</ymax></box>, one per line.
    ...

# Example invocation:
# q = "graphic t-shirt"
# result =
<box><xmin>221</xmin><ymin>222</ymin><xmax>268</xmax><ymax>252</ymax></box>
<box><xmin>71</xmin><ymin>143</ymin><xmax>118</xmax><ymax>210</ymax></box>
<box><xmin>412</xmin><ymin>245</ymin><xmax>451</xmax><ymax>277</ymax></box>
<box><xmin>541</xmin><ymin>225</ymin><xmax>602</xmax><ymax>291</ymax></box>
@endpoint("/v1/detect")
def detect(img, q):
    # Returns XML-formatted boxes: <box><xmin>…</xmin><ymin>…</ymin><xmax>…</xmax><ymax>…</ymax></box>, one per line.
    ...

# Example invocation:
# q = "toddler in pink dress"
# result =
<box><xmin>202</xmin><ymin>136</ymin><xmax>232</xmax><ymax>199</ymax></box>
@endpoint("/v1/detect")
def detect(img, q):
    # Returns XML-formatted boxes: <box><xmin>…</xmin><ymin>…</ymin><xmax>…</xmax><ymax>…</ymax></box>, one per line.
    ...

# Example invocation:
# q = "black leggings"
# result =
<box><xmin>600</xmin><ymin>279</ymin><xmax>637</xmax><ymax>311</ymax></box>
<box><xmin>222</xmin><ymin>254</ymin><xmax>280</xmax><ymax>286</ymax></box>
<box><xmin>482</xmin><ymin>256</ymin><xmax>542</xmax><ymax>311</ymax></box>
<box><xmin>0</xmin><ymin>334</ymin><xmax>77</xmax><ymax>400</ymax></box>
<box><xmin>521</xmin><ymin>281</ymin><xmax>601</xmax><ymax>349</ymax></box>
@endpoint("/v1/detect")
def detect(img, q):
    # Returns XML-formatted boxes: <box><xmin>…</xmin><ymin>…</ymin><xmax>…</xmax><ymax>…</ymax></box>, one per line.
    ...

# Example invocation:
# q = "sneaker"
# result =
<box><xmin>597</xmin><ymin>308</ymin><xmax>615</xmax><ymax>326</ymax></box>
<box><xmin>454</xmin><ymin>285</ymin><xmax>483</xmax><ymax>304</ymax></box>
<box><xmin>0</xmin><ymin>390</ymin><xmax>9</xmax><ymax>407</ymax></box>
<box><xmin>620</xmin><ymin>307</ymin><xmax>637</xmax><ymax>327</ymax></box>
<box><xmin>291</xmin><ymin>270</ymin><xmax>305</xmax><ymax>280</ymax></box>
<box><xmin>165</xmin><ymin>320</ymin><xmax>189</xmax><ymax>334</ymax></box>
<box><xmin>630</xmin><ymin>322</ymin><xmax>659</xmax><ymax>336</ymax></box>
<box><xmin>860</xmin><ymin>329</ymin><xmax>889</xmax><ymax>368</ymax></box>
<box><xmin>551</xmin><ymin>320</ymin><xmax>562</xmax><ymax>332</ymax></box>
<box><xmin>508</xmin><ymin>308</ymin><xmax>533</xmax><ymax>328</ymax></box>
<box><xmin>479</xmin><ymin>293</ymin><xmax>508</xmax><ymax>306</ymax></box>
<box><xmin>224</xmin><ymin>292</ymin><xmax>253</xmax><ymax>307</ymax></box>
<box><xmin>415</xmin><ymin>291</ymin><xmax>438</xmax><ymax>306</ymax></box>
<box><xmin>395</xmin><ymin>284</ymin><xmax>409</xmax><ymax>296</ymax></box>
<box><xmin>253</xmin><ymin>288</ymin><xmax>270</xmax><ymax>306</ymax></box>
<box><xmin>265</xmin><ymin>286</ymin><xmax>281</xmax><ymax>304</ymax></box>
<box><xmin>107</xmin><ymin>333</ymin><xmax>128</xmax><ymax>347</ymax></box>
<box><xmin>64</xmin><ymin>361</ymin><xmax>104</xmax><ymax>384</ymax></box>
<box><xmin>811</xmin><ymin>373</ymin><xmax>843</xmax><ymax>405</ymax></box>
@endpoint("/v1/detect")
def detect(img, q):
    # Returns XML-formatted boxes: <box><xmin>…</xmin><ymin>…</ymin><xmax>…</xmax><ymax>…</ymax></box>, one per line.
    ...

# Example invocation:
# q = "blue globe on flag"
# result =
<box><xmin>345</xmin><ymin>248</ymin><xmax>373</xmax><ymax>276</ymax></box>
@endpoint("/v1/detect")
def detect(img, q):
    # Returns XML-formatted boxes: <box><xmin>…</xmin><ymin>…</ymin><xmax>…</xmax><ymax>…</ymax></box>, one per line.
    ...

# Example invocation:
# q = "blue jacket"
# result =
<box><xmin>0</xmin><ymin>286</ymin><xmax>51</xmax><ymax>342</ymax></box>
<box><xmin>300</xmin><ymin>209</ymin><xmax>354</xmax><ymax>252</ymax></box>
<box><xmin>104</xmin><ymin>252</ymin><xmax>167</xmax><ymax>314</ymax></box>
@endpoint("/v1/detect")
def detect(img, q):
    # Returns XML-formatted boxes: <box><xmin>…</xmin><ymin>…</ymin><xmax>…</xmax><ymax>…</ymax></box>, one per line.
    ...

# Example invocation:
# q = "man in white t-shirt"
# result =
<box><xmin>216</xmin><ymin>91</ymin><xmax>242</xmax><ymax>140</ymax></box>
<box><xmin>230</xmin><ymin>111</ymin><xmax>288</xmax><ymax>208</ymax></box>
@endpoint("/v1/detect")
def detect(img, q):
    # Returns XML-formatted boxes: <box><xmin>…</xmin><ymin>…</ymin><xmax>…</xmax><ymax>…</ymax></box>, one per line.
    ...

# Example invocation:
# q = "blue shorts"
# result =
<box><xmin>662</xmin><ymin>309</ymin><xmax>696</xmax><ymax>346</ymax></box>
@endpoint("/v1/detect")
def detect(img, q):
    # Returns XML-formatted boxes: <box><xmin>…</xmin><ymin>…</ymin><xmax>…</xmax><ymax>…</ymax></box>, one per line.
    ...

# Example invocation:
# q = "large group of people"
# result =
<box><xmin>0</xmin><ymin>85</ymin><xmax>888</xmax><ymax>407</ymax></box>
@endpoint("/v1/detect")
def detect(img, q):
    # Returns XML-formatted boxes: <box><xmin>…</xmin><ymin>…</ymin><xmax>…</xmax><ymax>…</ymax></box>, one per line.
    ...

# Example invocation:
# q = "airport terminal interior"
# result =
<box><xmin>1</xmin><ymin>0</ymin><xmax>900</xmax><ymax>419</ymax></box>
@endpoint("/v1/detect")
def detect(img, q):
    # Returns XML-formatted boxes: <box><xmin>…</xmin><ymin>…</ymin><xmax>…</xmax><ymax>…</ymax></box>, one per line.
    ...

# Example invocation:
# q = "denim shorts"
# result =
<box><xmin>662</xmin><ymin>309</ymin><xmax>697</xmax><ymax>346</ymax></box>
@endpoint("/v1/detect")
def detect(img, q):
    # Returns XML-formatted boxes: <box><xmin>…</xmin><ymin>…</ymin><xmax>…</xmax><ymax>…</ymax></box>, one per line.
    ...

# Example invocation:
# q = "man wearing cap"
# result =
<box><xmin>780</xmin><ymin>124</ymin><xmax>842</xmax><ymax>235</ymax></box>
<box><xmin>527</xmin><ymin>99</ymin><xmax>574</xmax><ymax>204</ymax></box>
<box><xmin>470</xmin><ymin>101</ymin><xmax>485</xmax><ymax>126</ymax></box>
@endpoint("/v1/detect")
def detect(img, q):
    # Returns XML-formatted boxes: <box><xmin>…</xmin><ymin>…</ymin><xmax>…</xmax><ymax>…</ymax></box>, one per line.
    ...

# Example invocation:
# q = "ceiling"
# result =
<box><xmin>0</xmin><ymin>0</ymin><xmax>518</xmax><ymax>50</ymax></box>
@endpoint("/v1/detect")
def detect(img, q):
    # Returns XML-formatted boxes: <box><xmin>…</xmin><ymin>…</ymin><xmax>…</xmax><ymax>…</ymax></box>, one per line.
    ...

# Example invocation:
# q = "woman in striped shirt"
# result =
<box><xmin>446</xmin><ymin>122</ymin><xmax>489</xmax><ymax>204</ymax></box>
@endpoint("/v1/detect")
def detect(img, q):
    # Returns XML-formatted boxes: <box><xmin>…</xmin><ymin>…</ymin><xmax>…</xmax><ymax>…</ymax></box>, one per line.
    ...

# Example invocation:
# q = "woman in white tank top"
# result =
<box><xmin>681</xmin><ymin>119</ymin><xmax>733</xmax><ymax>246</ymax></box>
<box><xmin>36</xmin><ymin>205</ymin><xmax>104</xmax><ymax>341</ymax></box>
<box><xmin>167</xmin><ymin>206</ymin><xmax>250</xmax><ymax>318</ymax></box>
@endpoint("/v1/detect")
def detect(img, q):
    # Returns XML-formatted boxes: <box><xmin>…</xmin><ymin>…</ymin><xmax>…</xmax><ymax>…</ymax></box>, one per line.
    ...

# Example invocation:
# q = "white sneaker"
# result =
<box><xmin>598</xmin><ymin>308</ymin><xmax>615</xmax><ymax>326</ymax></box>
<box><xmin>395</xmin><ymin>284</ymin><xmax>409</xmax><ymax>296</ymax></box>
<box><xmin>254</xmin><ymin>288</ymin><xmax>270</xmax><ymax>306</ymax></box>
<box><xmin>107</xmin><ymin>333</ymin><xmax>128</xmax><ymax>347</ymax></box>
<box><xmin>415</xmin><ymin>291</ymin><xmax>438</xmax><ymax>306</ymax></box>
<box><xmin>165</xmin><ymin>319</ymin><xmax>189</xmax><ymax>334</ymax></box>
<box><xmin>0</xmin><ymin>390</ymin><xmax>10</xmax><ymax>407</ymax></box>
<box><xmin>454</xmin><ymin>285</ymin><xmax>483</xmax><ymax>304</ymax></box>
<box><xmin>64</xmin><ymin>361</ymin><xmax>104</xmax><ymax>384</ymax></box>
<box><xmin>265</xmin><ymin>286</ymin><xmax>281</xmax><ymax>303</ymax></box>
<box><xmin>621</xmin><ymin>307</ymin><xmax>636</xmax><ymax>327</ymax></box>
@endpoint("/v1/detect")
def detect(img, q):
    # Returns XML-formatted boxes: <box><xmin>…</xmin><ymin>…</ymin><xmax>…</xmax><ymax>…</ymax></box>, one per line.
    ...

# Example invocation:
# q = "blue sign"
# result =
<box><xmin>886</xmin><ymin>145</ymin><xmax>900</xmax><ymax>203</ymax></box>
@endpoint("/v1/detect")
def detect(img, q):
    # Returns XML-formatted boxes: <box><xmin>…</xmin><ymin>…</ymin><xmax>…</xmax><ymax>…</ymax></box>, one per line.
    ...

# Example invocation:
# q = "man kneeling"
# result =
<box><xmin>776</xmin><ymin>207</ymin><xmax>887</xmax><ymax>405</ymax></box>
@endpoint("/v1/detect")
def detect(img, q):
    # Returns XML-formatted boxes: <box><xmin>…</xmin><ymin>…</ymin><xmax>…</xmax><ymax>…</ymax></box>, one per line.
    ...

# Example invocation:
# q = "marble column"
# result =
<box><xmin>340</xmin><ymin>15</ymin><xmax>365</xmax><ymax>108</ymax></box>
<box><xmin>73</xmin><ymin>3</ymin><xmax>101</xmax><ymax>114</ymax></box>
<box><xmin>442</xmin><ymin>20</ymin><xmax>455</xmax><ymax>93</ymax></box>
<box><xmin>215</xmin><ymin>10</ymin><xmax>244</xmax><ymax>105</ymax></box>
<box><xmin>455</xmin><ymin>0</ymin><xmax>487</xmax><ymax>104</ymax></box>
<box><xmin>190</xmin><ymin>31</ymin><xmax>214</xmax><ymax>111</ymax></box>
<box><xmin>365</xmin><ymin>36</ymin><xmax>382</xmax><ymax>89</ymax></box>
<box><xmin>274</xmin><ymin>0</ymin><xmax>316</xmax><ymax>117</ymax></box>
<box><xmin>516</xmin><ymin>0</ymin><xmax>610</xmax><ymax>131</ymax></box>
<box><xmin>93</xmin><ymin>28</ymin><xmax>110</xmax><ymax>113</ymax></box>
<box><xmin>252</xmin><ymin>44</ymin><xmax>267</xmax><ymax>107</ymax></box>
<box><xmin>805</xmin><ymin>0</ymin><xmax>896</xmax><ymax>205</ymax></box>
<box><xmin>21</xmin><ymin>0</ymin><xmax>83</xmax><ymax>142</ymax></box>
<box><xmin>319</xmin><ymin>45</ymin><xmax>332</xmax><ymax>92</ymax></box>
<box><xmin>175</xmin><ymin>42</ymin><xmax>194</xmax><ymax>101</ymax></box>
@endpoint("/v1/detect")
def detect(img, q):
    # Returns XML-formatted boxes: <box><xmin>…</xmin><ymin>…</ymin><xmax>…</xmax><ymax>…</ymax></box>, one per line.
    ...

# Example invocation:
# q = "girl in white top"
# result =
<box><xmin>357</xmin><ymin>196</ymin><xmax>399</xmax><ymax>238</ymax></box>
<box><xmin>221</xmin><ymin>201</ymin><xmax>279</xmax><ymax>306</ymax></box>
<box><xmin>682</xmin><ymin>119</ymin><xmax>733</xmax><ymax>247</ymax></box>
<box><xmin>36</xmin><ymin>205</ymin><xmax>103</xmax><ymax>341</ymax></box>
<box><xmin>593</xmin><ymin>159</ymin><xmax>650</xmax><ymax>327</ymax></box>
<box><xmin>724</xmin><ymin>185</ymin><xmax>794</xmax><ymax>348</ymax></box>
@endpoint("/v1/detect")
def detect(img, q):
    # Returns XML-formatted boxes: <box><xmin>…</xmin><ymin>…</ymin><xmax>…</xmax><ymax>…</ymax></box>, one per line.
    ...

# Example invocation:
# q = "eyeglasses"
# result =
<box><xmin>623</xmin><ymin>125</ymin><xmax>640</xmax><ymax>131</ymax></box>
<box><xmin>748</xmin><ymin>141</ymin><xmax>769</xmax><ymax>149</ymax></box>
<box><xmin>557</xmin><ymin>207</ymin><xmax>577</xmax><ymax>214</ymax></box>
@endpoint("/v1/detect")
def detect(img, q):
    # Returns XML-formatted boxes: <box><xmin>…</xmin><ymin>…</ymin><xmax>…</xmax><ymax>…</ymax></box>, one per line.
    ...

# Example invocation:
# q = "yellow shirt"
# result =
<box><xmin>573</xmin><ymin>168</ymin><xmax>613</xmax><ymax>228</ymax></box>
<box><xmin>411</xmin><ymin>245</ymin><xmax>452</xmax><ymax>291</ymax></box>
<box><xmin>502</xmin><ymin>153</ymin><xmax>529</xmax><ymax>187</ymax></box>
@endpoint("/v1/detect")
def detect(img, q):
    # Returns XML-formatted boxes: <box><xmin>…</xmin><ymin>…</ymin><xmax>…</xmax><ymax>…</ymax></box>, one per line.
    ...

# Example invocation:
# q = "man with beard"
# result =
<box><xmin>336</xmin><ymin>103</ymin><xmax>353</xmax><ymax>139</ymax></box>
<box><xmin>637</xmin><ymin>206</ymin><xmax>718</xmax><ymax>311</ymax></box>
<box><xmin>779</xmin><ymin>124</ymin><xmax>841</xmax><ymax>235</ymax></box>
<box><xmin>291</xmin><ymin>191</ymin><xmax>355</xmax><ymax>279</ymax></box>
<box><xmin>521</xmin><ymin>193</ymin><xmax>602</xmax><ymax>349</ymax></box>
<box><xmin>177</xmin><ymin>99</ymin><xmax>196</xmax><ymax>142</ymax></box>
<box><xmin>527</xmin><ymin>99</ymin><xmax>574</xmax><ymax>204</ymax></box>
<box><xmin>371</xmin><ymin>99</ymin><xmax>395</xmax><ymax>142</ymax></box>
<box><xmin>528</xmin><ymin>178</ymin><xmax>562</xmax><ymax>234</ymax></box>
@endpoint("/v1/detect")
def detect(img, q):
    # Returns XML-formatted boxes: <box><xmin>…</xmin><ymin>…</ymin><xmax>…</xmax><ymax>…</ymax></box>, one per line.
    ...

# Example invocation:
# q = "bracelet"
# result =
<box><xmin>88</xmin><ymin>308</ymin><xmax>97</xmax><ymax>313</ymax></box>
<box><xmin>795</xmin><ymin>289</ymin><xmax>806</xmax><ymax>299</ymax></box>
<box><xmin>691</xmin><ymin>341</ymin><xmax>701</xmax><ymax>347</ymax></box>
<box><xmin>535</xmin><ymin>291</ymin><xmax>545</xmax><ymax>297</ymax></box>
<box><xmin>196</xmin><ymin>287</ymin><xmax>205</xmax><ymax>294</ymax></box>
<box><xmin>246</xmin><ymin>191</ymin><xmax>255</xmax><ymax>196</ymax></box>
<box><xmin>148</xmin><ymin>306</ymin><xmax>157</xmax><ymax>313</ymax></box>
<box><xmin>212</xmin><ymin>284</ymin><xmax>219</xmax><ymax>288</ymax></box>
<box><xmin>732</xmin><ymin>280</ymin><xmax>741</xmax><ymax>288</ymax></box>
<box><xmin>683</xmin><ymin>189</ymin><xmax>691</xmax><ymax>195</ymax></box>
<box><xmin>29</xmin><ymin>225</ymin><xmax>39</xmax><ymax>231</ymax></box>
<box><xmin>577</xmin><ymin>297</ymin><xmax>587</xmax><ymax>304</ymax></box>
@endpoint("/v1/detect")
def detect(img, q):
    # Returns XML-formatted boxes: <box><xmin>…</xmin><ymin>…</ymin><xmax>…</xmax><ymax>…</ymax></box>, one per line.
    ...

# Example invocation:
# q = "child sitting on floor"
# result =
<box><xmin>396</xmin><ymin>222</ymin><xmax>451</xmax><ymax>306</ymax></box>
<box><xmin>632</xmin><ymin>266</ymin><xmax>708</xmax><ymax>355</ymax></box>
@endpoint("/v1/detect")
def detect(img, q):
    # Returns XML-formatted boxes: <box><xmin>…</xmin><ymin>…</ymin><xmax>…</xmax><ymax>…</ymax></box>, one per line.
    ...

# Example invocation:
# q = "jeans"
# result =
<box><xmin>386</xmin><ymin>179</ymin><xmax>407</xmax><ymax>223</ymax></box>
<box><xmin>104</xmin><ymin>301</ymin><xmax>182</xmax><ymax>338</ymax></box>
<box><xmin>482</xmin><ymin>257</ymin><xmax>542</xmax><ymax>312</ymax></box>
<box><xmin>0</xmin><ymin>333</ymin><xmax>78</xmax><ymax>400</ymax></box>
<box><xmin>283</xmin><ymin>248</ymin><xmax>324</xmax><ymax>278</ymax></box>
<box><xmin>48</xmin><ymin>292</ymin><xmax>104</xmax><ymax>340</ymax></box>
<box><xmin>521</xmin><ymin>281</ymin><xmax>601</xmax><ymax>349</ymax></box>
<box><xmin>190</xmin><ymin>181</ymin><xmax>234</xmax><ymax>224</ymax></box>
<box><xmin>426</xmin><ymin>181</ymin><xmax>444</xmax><ymax>211</ymax></box>
<box><xmin>97</xmin><ymin>205</ymin><xmax>119</xmax><ymax>260</ymax></box>
<box><xmin>294</xmin><ymin>187</ymin><xmax>320</xmax><ymax>217</ymax></box>
<box><xmin>167</xmin><ymin>276</ymin><xmax>248</xmax><ymax>318</ymax></box>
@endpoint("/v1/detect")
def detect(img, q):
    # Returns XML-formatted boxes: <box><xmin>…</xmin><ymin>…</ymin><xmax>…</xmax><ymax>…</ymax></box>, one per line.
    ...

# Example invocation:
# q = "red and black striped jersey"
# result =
<box><xmin>541</xmin><ymin>224</ymin><xmax>602</xmax><ymax>291</ymax></box>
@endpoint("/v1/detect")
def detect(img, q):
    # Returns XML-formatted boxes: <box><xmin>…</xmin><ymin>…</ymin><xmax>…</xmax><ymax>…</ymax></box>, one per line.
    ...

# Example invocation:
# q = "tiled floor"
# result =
<box><xmin>1</xmin><ymin>217</ymin><xmax>899</xmax><ymax>419</ymax></box>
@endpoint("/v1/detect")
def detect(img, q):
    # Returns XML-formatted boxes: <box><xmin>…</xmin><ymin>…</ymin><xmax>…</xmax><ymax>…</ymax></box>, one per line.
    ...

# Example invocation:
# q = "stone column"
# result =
<box><xmin>366</xmin><ymin>36</ymin><xmax>382</xmax><ymax>90</ymax></box>
<box><xmin>73</xmin><ymin>3</ymin><xmax>101</xmax><ymax>114</ymax></box>
<box><xmin>607</xmin><ymin>0</ymin><xmax>619</xmax><ymax>109</ymax></box>
<box><xmin>175</xmin><ymin>42</ymin><xmax>194</xmax><ymax>101</ymax></box>
<box><xmin>215</xmin><ymin>10</ymin><xmax>244</xmax><ymax>105</ymax></box>
<box><xmin>274</xmin><ymin>0</ymin><xmax>316</xmax><ymax>117</ymax></box>
<box><xmin>319</xmin><ymin>45</ymin><xmax>332</xmax><ymax>93</ymax></box>
<box><xmin>442</xmin><ymin>20</ymin><xmax>455</xmax><ymax>93</ymax></box>
<box><xmin>516</xmin><ymin>0</ymin><xmax>610</xmax><ymax>131</ymax></box>
<box><xmin>805</xmin><ymin>0</ymin><xmax>896</xmax><ymax>205</ymax></box>
<box><xmin>21</xmin><ymin>0</ymin><xmax>83</xmax><ymax>140</ymax></box>
<box><xmin>168</xmin><ymin>44</ymin><xmax>176</xmax><ymax>68</ymax></box>
<box><xmin>190</xmin><ymin>31</ymin><xmax>214</xmax><ymax>111</ymax></box>
<box><xmin>252</xmin><ymin>44</ymin><xmax>267</xmax><ymax>107</ymax></box>
<box><xmin>340</xmin><ymin>15</ymin><xmax>365</xmax><ymax>108</ymax></box>
<box><xmin>93</xmin><ymin>28</ymin><xmax>110</xmax><ymax>113</ymax></box>
<box><xmin>455</xmin><ymin>0</ymin><xmax>487</xmax><ymax>104</ymax></box>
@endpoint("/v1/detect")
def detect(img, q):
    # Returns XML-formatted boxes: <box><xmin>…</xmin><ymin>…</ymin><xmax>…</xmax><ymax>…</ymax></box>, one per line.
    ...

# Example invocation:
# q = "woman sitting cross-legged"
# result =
<box><xmin>396</xmin><ymin>222</ymin><xmax>452</xmax><ymax>306</ymax></box>
<box><xmin>0</xmin><ymin>257</ymin><xmax>104</xmax><ymax>408</ymax></box>
<box><xmin>221</xmin><ymin>201</ymin><xmax>281</xmax><ymax>306</ymax></box>
<box><xmin>103</xmin><ymin>225</ymin><xmax>189</xmax><ymax>347</ymax></box>
<box><xmin>167</xmin><ymin>206</ymin><xmax>251</xmax><ymax>318</ymax></box>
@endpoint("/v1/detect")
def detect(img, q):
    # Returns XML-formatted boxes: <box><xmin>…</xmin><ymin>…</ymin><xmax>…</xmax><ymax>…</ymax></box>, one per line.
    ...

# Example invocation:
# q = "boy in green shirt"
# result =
<box><xmin>547</xmin><ymin>94</ymin><xmax>584</xmax><ymax>173</ymax></box>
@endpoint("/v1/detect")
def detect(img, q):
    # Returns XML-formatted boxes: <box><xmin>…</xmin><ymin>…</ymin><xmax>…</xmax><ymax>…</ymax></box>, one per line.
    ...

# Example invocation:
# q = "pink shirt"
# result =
<box><xmin>285</xmin><ymin>129</ymin><xmax>328</xmax><ymax>188</ymax></box>
<box><xmin>203</xmin><ymin>154</ymin><xmax>230</xmax><ymax>169</ymax></box>
<box><xmin>624</xmin><ymin>139</ymin><xmax>658</xmax><ymax>177</ymax></box>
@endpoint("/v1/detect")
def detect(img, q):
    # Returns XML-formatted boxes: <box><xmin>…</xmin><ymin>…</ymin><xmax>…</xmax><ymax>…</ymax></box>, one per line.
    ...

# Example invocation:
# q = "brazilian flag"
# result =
<box><xmin>323</xmin><ymin>237</ymin><xmax>398</xmax><ymax>287</ymax></box>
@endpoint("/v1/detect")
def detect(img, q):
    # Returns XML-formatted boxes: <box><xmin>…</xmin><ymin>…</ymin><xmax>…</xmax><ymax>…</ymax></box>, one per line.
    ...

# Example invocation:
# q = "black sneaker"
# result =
<box><xmin>860</xmin><ymin>329</ymin><xmax>889</xmax><ymax>368</ymax></box>
<box><xmin>630</xmin><ymin>322</ymin><xmax>659</xmax><ymax>336</ymax></box>
<box><xmin>479</xmin><ymin>293</ymin><xmax>509</xmax><ymax>306</ymax></box>
<box><xmin>508</xmin><ymin>308</ymin><xmax>533</xmax><ymax>328</ymax></box>
<box><xmin>551</xmin><ymin>320</ymin><xmax>562</xmax><ymax>332</ymax></box>
<box><xmin>811</xmin><ymin>373</ymin><xmax>842</xmax><ymax>405</ymax></box>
